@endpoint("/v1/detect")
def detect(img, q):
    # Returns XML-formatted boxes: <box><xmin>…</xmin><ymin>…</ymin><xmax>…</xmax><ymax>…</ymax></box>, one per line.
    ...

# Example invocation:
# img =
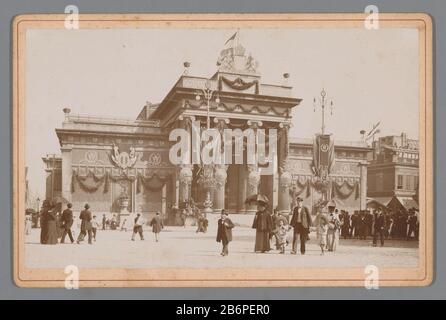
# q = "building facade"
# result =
<box><xmin>367</xmin><ymin>133</ymin><xmax>419</xmax><ymax>212</ymax></box>
<box><xmin>42</xmin><ymin>40</ymin><xmax>371</xmax><ymax>223</ymax></box>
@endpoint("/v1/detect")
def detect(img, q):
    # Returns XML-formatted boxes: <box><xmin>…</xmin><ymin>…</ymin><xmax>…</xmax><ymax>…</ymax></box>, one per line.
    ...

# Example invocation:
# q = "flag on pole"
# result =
<box><xmin>224</xmin><ymin>31</ymin><xmax>237</xmax><ymax>45</ymax></box>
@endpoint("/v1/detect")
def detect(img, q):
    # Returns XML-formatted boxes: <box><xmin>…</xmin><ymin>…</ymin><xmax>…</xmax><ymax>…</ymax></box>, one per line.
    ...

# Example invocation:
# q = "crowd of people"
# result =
<box><xmin>250</xmin><ymin>195</ymin><xmax>419</xmax><ymax>256</ymax></box>
<box><xmin>34</xmin><ymin>196</ymin><xmax>419</xmax><ymax>258</ymax></box>
<box><xmin>338</xmin><ymin>207</ymin><xmax>420</xmax><ymax>241</ymax></box>
<box><xmin>36</xmin><ymin>200</ymin><xmax>164</xmax><ymax>245</ymax></box>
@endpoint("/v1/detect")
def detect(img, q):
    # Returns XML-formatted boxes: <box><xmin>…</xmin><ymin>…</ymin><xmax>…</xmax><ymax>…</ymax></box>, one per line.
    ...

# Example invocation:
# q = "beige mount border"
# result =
<box><xmin>12</xmin><ymin>13</ymin><xmax>433</xmax><ymax>287</ymax></box>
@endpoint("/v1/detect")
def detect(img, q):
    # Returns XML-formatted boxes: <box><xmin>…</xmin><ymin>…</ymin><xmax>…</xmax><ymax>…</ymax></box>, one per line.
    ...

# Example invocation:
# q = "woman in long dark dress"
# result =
<box><xmin>45</xmin><ymin>204</ymin><xmax>59</xmax><ymax>245</ymax></box>
<box><xmin>39</xmin><ymin>200</ymin><xmax>50</xmax><ymax>244</ymax></box>
<box><xmin>252</xmin><ymin>200</ymin><xmax>273</xmax><ymax>253</ymax></box>
<box><xmin>150</xmin><ymin>211</ymin><xmax>164</xmax><ymax>242</ymax></box>
<box><xmin>39</xmin><ymin>200</ymin><xmax>58</xmax><ymax>244</ymax></box>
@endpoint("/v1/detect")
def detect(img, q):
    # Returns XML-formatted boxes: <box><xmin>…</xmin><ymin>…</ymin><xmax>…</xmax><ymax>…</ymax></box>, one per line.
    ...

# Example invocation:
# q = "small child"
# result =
<box><xmin>91</xmin><ymin>215</ymin><xmax>100</xmax><ymax>241</ymax></box>
<box><xmin>315</xmin><ymin>211</ymin><xmax>330</xmax><ymax>255</ymax></box>
<box><xmin>276</xmin><ymin>220</ymin><xmax>289</xmax><ymax>254</ymax></box>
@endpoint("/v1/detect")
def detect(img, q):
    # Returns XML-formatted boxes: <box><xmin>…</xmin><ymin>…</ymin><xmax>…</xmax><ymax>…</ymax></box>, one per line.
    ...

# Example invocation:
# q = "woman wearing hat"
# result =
<box><xmin>40</xmin><ymin>199</ymin><xmax>58</xmax><ymax>245</ymax></box>
<box><xmin>252</xmin><ymin>199</ymin><xmax>273</xmax><ymax>253</ymax></box>
<box><xmin>326</xmin><ymin>200</ymin><xmax>341</xmax><ymax>252</ymax></box>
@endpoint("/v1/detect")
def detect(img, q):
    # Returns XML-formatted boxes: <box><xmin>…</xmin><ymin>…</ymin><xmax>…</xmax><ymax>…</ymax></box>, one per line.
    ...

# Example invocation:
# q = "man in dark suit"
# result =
<box><xmin>60</xmin><ymin>203</ymin><xmax>74</xmax><ymax>243</ymax></box>
<box><xmin>102</xmin><ymin>214</ymin><xmax>106</xmax><ymax>230</ymax></box>
<box><xmin>216</xmin><ymin>209</ymin><xmax>235</xmax><ymax>256</ymax></box>
<box><xmin>77</xmin><ymin>203</ymin><xmax>93</xmax><ymax>244</ymax></box>
<box><xmin>290</xmin><ymin>197</ymin><xmax>312</xmax><ymax>255</ymax></box>
<box><xmin>373</xmin><ymin>208</ymin><xmax>386</xmax><ymax>247</ymax></box>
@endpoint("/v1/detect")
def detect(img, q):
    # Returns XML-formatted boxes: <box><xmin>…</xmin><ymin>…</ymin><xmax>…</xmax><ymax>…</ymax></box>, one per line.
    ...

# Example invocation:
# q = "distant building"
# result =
<box><xmin>367</xmin><ymin>133</ymin><xmax>419</xmax><ymax>213</ymax></box>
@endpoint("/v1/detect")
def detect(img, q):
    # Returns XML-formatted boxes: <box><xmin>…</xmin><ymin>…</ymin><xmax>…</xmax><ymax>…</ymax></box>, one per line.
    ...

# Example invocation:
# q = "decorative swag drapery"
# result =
<box><xmin>289</xmin><ymin>178</ymin><xmax>360</xmax><ymax>200</ymax></box>
<box><xmin>218</xmin><ymin>76</ymin><xmax>259</xmax><ymax>94</ymax></box>
<box><xmin>71</xmin><ymin>171</ymin><xmax>170</xmax><ymax>194</ymax></box>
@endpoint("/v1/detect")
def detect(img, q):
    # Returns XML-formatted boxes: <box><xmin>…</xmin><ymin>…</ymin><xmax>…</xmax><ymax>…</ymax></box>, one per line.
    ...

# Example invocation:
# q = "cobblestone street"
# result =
<box><xmin>25</xmin><ymin>225</ymin><xmax>419</xmax><ymax>269</ymax></box>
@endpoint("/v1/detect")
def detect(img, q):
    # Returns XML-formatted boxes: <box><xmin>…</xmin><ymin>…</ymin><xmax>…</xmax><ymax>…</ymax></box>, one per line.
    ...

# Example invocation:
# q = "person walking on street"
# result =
<box><xmin>131</xmin><ymin>213</ymin><xmax>145</xmax><ymax>241</ymax></box>
<box><xmin>275</xmin><ymin>220</ymin><xmax>289</xmax><ymax>254</ymax></box>
<box><xmin>315</xmin><ymin>209</ymin><xmax>330</xmax><ymax>255</ymax></box>
<box><xmin>373</xmin><ymin>208</ymin><xmax>386</xmax><ymax>247</ymax></box>
<box><xmin>25</xmin><ymin>214</ymin><xmax>33</xmax><ymax>235</ymax></box>
<box><xmin>77</xmin><ymin>203</ymin><xmax>93</xmax><ymax>244</ymax></box>
<box><xmin>102</xmin><ymin>214</ymin><xmax>107</xmax><ymax>230</ymax></box>
<box><xmin>407</xmin><ymin>209</ymin><xmax>418</xmax><ymax>240</ymax></box>
<box><xmin>252</xmin><ymin>198</ymin><xmax>273</xmax><ymax>253</ymax></box>
<box><xmin>290</xmin><ymin>197</ymin><xmax>312</xmax><ymax>255</ymax></box>
<box><xmin>216</xmin><ymin>209</ymin><xmax>235</xmax><ymax>256</ymax></box>
<box><xmin>150</xmin><ymin>211</ymin><xmax>164</xmax><ymax>242</ymax></box>
<box><xmin>60</xmin><ymin>203</ymin><xmax>75</xmax><ymax>244</ymax></box>
<box><xmin>91</xmin><ymin>215</ymin><xmax>100</xmax><ymax>241</ymax></box>
<box><xmin>326</xmin><ymin>200</ymin><xmax>341</xmax><ymax>252</ymax></box>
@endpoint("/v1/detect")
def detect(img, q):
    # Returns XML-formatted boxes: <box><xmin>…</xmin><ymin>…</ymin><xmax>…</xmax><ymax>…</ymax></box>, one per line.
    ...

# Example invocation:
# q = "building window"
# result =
<box><xmin>376</xmin><ymin>173</ymin><xmax>384</xmax><ymax>190</ymax></box>
<box><xmin>405</xmin><ymin>175</ymin><xmax>413</xmax><ymax>190</ymax></box>
<box><xmin>397</xmin><ymin>175</ymin><xmax>403</xmax><ymax>189</ymax></box>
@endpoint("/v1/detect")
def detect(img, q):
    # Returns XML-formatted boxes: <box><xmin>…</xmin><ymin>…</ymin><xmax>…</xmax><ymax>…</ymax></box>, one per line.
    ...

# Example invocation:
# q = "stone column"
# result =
<box><xmin>176</xmin><ymin>115</ymin><xmax>195</xmax><ymax>205</ymax></box>
<box><xmin>359</xmin><ymin>161</ymin><xmax>368</xmax><ymax>210</ymax></box>
<box><xmin>213</xmin><ymin>164</ymin><xmax>228</xmax><ymax>213</ymax></box>
<box><xmin>245</xmin><ymin>164</ymin><xmax>260</xmax><ymax>214</ymax></box>
<box><xmin>212</xmin><ymin>118</ymin><xmax>230</xmax><ymax>213</ymax></box>
<box><xmin>277</xmin><ymin>123</ymin><xmax>292</xmax><ymax>214</ymax></box>
<box><xmin>244</xmin><ymin>120</ymin><xmax>262</xmax><ymax>214</ymax></box>
<box><xmin>179</xmin><ymin>165</ymin><xmax>193</xmax><ymax>204</ymax></box>
<box><xmin>61</xmin><ymin>145</ymin><xmax>72</xmax><ymax>202</ymax></box>
<box><xmin>237</xmin><ymin>165</ymin><xmax>247</xmax><ymax>213</ymax></box>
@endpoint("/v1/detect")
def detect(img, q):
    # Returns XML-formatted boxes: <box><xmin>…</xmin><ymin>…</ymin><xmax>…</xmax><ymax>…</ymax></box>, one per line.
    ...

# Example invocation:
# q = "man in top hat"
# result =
<box><xmin>77</xmin><ymin>203</ymin><xmax>93</xmax><ymax>244</ymax></box>
<box><xmin>60</xmin><ymin>203</ymin><xmax>75</xmax><ymax>244</ymax></box>
<box><xmin>373</xmin><ymin>208</ymin><xmax>386</xmax><ymax>246</ymax></box>
<box><xmin>290</xmin><ymin>197</ymin><xmax>312</xmax><ymax>255</ymax></box>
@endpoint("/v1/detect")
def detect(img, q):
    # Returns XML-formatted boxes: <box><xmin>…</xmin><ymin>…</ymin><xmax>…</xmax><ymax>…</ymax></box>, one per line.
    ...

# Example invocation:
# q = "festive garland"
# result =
<box><xmin>219</xmin><ymin>76</ymin><xmax>259</xmax><ymax>94</ymax></box>
<box><xmin>289</xmin><ymin>178</ymin><xmax>359</xmax><ymax>200</ymax></box>
<box><xmin>71</xmin><ymin>171</ymin><xmax>166</xmax><ymax>194</ymax></box>
<box><xmin>71</xmin><ymin>171</ymin><xmax>108</xmax><ymax>194</ymax></box>
<box><xmin>136</xmin><ymin>174</ymin><xmax>170</xmax><ymax>193</ymax></box>
<box><xmin>331</xmin><ymin>181</ymin><xmax>359</xmax><ymax>200</ymax></box>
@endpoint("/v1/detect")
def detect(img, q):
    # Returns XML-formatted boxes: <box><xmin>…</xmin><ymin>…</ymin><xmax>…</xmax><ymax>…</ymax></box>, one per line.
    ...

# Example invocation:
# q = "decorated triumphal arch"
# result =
<box><xmin>43</xmin><ymin>34</ymin><xmax>370</xmax><ymax>224</ymax></box>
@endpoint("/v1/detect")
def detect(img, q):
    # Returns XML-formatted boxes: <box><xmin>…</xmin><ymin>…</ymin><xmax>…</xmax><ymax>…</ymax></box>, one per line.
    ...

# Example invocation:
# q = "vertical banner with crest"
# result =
<box><xmin>311</xmin><ymin>134</ymin><xmax>335</xmax><ymax>180</ymax></box>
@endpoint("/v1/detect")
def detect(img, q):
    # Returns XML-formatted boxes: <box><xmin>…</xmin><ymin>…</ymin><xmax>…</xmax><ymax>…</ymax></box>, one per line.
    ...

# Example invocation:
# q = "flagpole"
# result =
<box><xmin>236</xmin><ymin>28</ymin><xmax>239</xmax><ymax>48</ymax></box>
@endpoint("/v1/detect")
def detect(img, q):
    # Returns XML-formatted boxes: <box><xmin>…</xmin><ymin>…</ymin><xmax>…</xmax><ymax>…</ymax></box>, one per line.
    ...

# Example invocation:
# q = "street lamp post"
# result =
<box><xmin>313</xmin><ymin>89</ymin><xmax>334</xmax><ymax>135</ymax></box>
<box><xmin>195</xmin><ymin>80</ymin><xmax>220</xmax><ymax>130</ymax></box>
<box><xmin>36</xmin><ymin>196</ymin><xmax>40</xmax><ymax>228</ymax></box>
<box><xmin>195</xmin><ymin>80</ymin><xmax>220</xmax><ymax>214</ymax></box>
<box><xmin>312</xmin><ymin>89</ymin><xmax>334</xmax><ymax>204</ymax></box>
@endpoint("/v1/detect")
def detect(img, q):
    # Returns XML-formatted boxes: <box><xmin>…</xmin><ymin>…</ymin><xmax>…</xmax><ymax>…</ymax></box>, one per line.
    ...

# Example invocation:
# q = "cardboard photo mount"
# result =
<box><xmin>12</xmin><ymin>13</ymin><xmax>433</xmax><ymax>287</ymax></box>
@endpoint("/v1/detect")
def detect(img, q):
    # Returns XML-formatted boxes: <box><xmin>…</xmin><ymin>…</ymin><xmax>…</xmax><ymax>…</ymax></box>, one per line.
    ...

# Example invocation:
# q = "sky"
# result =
<box><xmin>26</xmin><ymin>27</ymin><xmax>419</xmax><ymax>198</ymax></box>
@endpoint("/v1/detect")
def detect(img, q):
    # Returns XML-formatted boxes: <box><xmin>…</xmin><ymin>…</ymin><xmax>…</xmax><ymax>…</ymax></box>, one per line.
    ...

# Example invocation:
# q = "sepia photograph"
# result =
<box><xmin>13</xmin><ymin>13</ymin><xmax>433</xmax><ymax>287</ymax></box>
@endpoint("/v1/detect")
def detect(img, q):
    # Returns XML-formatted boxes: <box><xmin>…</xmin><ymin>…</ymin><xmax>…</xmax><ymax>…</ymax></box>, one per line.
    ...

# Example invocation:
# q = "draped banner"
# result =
<box><xmin>311</xmin><ymin>134</ymin><xmax>335</xmax><ymax>179</ymax></box>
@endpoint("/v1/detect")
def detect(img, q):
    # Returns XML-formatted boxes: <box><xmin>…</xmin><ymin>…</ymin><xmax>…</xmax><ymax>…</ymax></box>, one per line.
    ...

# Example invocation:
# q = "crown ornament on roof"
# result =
<box><xmin>216</xmin><ymin>31</ymin><xmax>259</xmax><ymax>75</ymax></box>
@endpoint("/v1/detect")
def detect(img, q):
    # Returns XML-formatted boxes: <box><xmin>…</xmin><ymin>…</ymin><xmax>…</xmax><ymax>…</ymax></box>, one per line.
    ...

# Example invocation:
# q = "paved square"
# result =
<box><xmin>25</xmin><ymin>225</ymin><xmax>419</xmax><ymax>269</ymax></box>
